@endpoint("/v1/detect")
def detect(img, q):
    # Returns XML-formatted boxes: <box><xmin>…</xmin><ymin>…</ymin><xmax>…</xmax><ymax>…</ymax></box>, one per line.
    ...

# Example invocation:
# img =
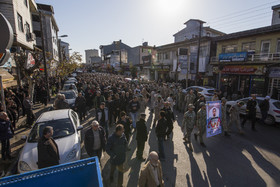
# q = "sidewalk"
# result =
<box><xmin>0</xmin><ymin>102</ymin><xmax>53</xmax><ymax>176</ymax></box>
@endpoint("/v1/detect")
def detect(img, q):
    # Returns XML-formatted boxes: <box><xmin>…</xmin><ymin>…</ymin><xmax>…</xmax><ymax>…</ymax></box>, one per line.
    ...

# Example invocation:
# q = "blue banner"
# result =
<box><xmin>206</xmin><ymin>101</ymin><xmax>222</xmax><ymax>138</ymax></box>
<box><xmin>219</xmin><ymin>52</ymin><xmax>247</xmax><ymax>62</ymax></box>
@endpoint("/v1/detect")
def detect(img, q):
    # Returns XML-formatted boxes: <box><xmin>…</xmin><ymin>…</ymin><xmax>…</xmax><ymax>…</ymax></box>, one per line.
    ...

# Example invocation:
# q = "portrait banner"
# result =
<box><xmin>206</xmin><ymin>101</ymin><xmax>222</xmax><ymax>138</ymax></box>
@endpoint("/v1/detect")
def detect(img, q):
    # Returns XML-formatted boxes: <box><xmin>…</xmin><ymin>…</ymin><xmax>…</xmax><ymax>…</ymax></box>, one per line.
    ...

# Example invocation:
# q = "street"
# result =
<box><xmin>1</xmin><ymin>102</ymin><xmax>280</xmax><ymax>187</ymax></box>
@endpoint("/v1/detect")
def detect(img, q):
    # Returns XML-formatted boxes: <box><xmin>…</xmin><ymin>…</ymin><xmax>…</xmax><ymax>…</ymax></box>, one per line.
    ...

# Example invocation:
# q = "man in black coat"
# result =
<box><xmin>117</xmin><ymin>111</ymin><xmax>132</xmax><ymax>143</ymax></box>
<box><xmin>84</xmin><ymin>120</ymin><xmax>106</xmax><ymax>161</ymax></box>
<box><xmin>75</xmin><ymin>92</ymin><xmax>87</xmax><ymax>120</ymax></box>
<box><xmin>259</xmin><ymin>96</ymin><xmax>270</xmax><ymax>124</ymax></box>
<box><xmin>37</xmin><ymin>126</ymin><xmax>60</xmax><ymax>169</ymax></box>
<box><xmin>136</xmin><ymin>113</ymin><xmax>147</xmax><ymax>161</ymax></box>
<box><xmin>156</xmin><ymin>111</ymin><xmax>168</xmax><ymax>161</ymax></box>
<box><xmin>162</xmin><ymin>102</ymin><xmax>175</xmax><ymax>140</ymax></box>
<box><xmin>242</xmin><ymin>94</ymin><xmax>258</xmax><ymax>131</ymax></box>
<box><xmin>0</xmin><ymin>112</ymin><xmax>13</xmax><ymax>160</ymax></box>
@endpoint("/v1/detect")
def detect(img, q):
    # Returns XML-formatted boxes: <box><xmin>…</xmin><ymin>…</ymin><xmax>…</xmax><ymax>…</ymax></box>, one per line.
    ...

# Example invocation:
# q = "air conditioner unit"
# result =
<box><xmin>27</xmin><ymin>33</ymin><xmax>36</xmax><ymax>41</ymax></box>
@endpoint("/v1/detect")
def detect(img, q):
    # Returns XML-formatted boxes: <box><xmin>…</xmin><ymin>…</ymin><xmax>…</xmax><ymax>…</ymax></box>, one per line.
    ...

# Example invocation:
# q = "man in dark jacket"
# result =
<box><xmin>242</xmin><ymin>94</ymin><xmax>258</xmax><ymax>131</ymax></box>
<box><xmin>0</xmin><ymin>112</ymin><xmax>13</xmax><ymax>160</ymax></box>
<box><xmin>136</xmin><ymin>113</ymin><xmax>148</xmax><ymax>161</ymax></box>
<box><xmin>84</xmin><ymin>120</ymin><xmax>106</xmax><ymax>161</ymax></box>
<box><xmin>75</xmin><ymin>92</ymin><xmax>87</xmax><ymax>120</ymax></box>
<box><xmin>259</xmin><ymin>96</ymin><xmax>270</xmax><ymax>124</ymax></box>
<box><xmin>156</xmin><ymin>111</ymin><xmax>167</xmax><ymax>161</ymax></box>
<box><xmin>55</xmin><ymin>94</ymin><xmax>70</xmax><ymax>110</ymax></box>
<box><xmin>96</xmin><ymin>102</ymin><xmax>109</xmax><ymax>139</ymax></box>
<box><xmin>117</xmin><ymin>111</ymin><xmax>132</xmax><ymax>143</ymax></box>
<box><xmin>23</xmin><ymin>95</ymin><xmax>35</xmax><ymax>127</ymax></box>
<box><xmin>106</xmin><ymin>124</ymin><xmax>127</xmax><ymax>187</ymax></box>
<box><xmin>162</xmin><ymin>101</ymin><xmax>175</xmax><ymax>140</ymax></box>
<box><xmin>129</xmin><ymin>96</ymin><xmax>140</xmax><ymax>129</ymax></box>
<box><xmin>37</xmin><ymin>126</ymin><xmax>60</xmax><ymax>169</ymax></box>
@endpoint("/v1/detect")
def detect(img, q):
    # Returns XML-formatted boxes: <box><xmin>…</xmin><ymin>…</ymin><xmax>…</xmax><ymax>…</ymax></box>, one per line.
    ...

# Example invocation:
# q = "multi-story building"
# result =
<box><xmin>59</xmin><ymin>40</ymin><xmax>70</xmax><ymax>62</ymax></box>
<box><xmin>0</xmin><ymin>0</ymin><xmax>37</xmax><ymax>51</ymax></box>
<box><xmin>210</xmin><ymin>24</ymin><xmax>280</xmax><ymax>98</ymax></box>
<box><xmin>173</xmin><ymin>19</ymin><xmax>224</xmax><ymax>43</ymax></box>
<box><xmin>32</xmin><ymin>3</ymin><xmax>59</xmax><ymax>75</ymax></box>
<box><xmin>272</xmin><ymin>4</ymin><xmax>280</xmax><ymax>25</ymax></box>
<box><xmin>85</xmin><ymin>49</ymin><xmax>99</xmax><ymax>64</ymax></box>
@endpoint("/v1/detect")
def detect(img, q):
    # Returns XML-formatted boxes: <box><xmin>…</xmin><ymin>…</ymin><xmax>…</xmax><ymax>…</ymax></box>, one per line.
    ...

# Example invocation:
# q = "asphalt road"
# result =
<box><xmin>81</xmin><ymin>106</ymin><xmax>280</xmax><ymax>187</ymax></box>
<box><xmin>2</xmin><ymin>103</ymin><xmax>280</xmax><ymax>187</ymax></box>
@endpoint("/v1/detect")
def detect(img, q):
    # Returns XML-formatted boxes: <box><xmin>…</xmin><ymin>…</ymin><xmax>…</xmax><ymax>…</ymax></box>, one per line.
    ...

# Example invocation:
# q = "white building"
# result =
<box><xmin>272</xmin><ymin>4</ymin><xmax>280</xmax><ymax>25</ymax></box>
<box><xmin>0</xmin><ymin>0</ymin><xmax>37</xmax><ymax>50</ymax></box>
<box><xmin>85</xmin><ymin>49</ymin><xmax>99</xmax><ymax>64</ymax></box>
<box><xmin>59</xmin><ymin>40</ymin><xmax>70</xmax><ymax>61</ymax></box>
<box><xmin>173</xmin><ymin>19</ymin><xmax>224</xmax><ymax>43</ymax></box>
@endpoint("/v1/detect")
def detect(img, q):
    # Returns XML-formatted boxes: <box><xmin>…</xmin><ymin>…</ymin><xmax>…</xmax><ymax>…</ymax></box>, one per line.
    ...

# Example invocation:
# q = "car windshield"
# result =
<box><xmin>273</xmin><ymin>101</ymin><xmax>280</xmax><ymax>109</ymax></box>
<box><xmin>207</xmin><ymin>90</ymin><xmax>215</xmax><ymax>94</ymax></box>
<box><xmin>63</xmin><ymin>84</ymin><xmax>77</xmax><ymax>90</ymax></box>
<box><xmin>60</xmin><ymin>92</ymin><xmax>76</xmax><ymax>99</ymax></box>
<box><xmin>28</xmin><ymin>118</ymin><xmax>75</xmax><ymax>142</ymax></box>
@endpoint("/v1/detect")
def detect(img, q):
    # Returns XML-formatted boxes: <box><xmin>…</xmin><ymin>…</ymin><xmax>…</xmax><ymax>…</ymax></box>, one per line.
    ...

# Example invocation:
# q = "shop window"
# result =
<box><xmin>242</xmin><ymin>42</ymin><xmax>256</xmax><ymax>52</ymax></box>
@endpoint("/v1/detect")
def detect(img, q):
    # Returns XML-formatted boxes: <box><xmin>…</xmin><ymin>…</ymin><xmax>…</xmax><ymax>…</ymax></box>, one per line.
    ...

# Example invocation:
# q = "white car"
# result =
<box><xmin>18</xmin><ymin>109</ymin><xmax>83</xmax><ymax>173</ymax></box>
<box><xmin>63</xmin><ymin>84</ymin><xmax>78</xmax><ymax>95</ymax></box>
<box><xmin>59</xmin><ymin>90</ymin><xmax>77</xmax><ymax>109</ymax></box>
<box><xmin>226</xmin><ymin>97</ymin><xmax>280</xmax><ymax>125</ymax></box>
<box><xmin>183</xmin><ymin>86</ymin><xmax>216</xmax><ymax>101</ymax></box>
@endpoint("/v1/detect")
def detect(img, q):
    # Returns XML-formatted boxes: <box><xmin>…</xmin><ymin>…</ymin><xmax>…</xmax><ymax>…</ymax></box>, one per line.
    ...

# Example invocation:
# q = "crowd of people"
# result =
<box><xmin>1</xmin><ymin>72</ymin><xmax>273</xmax><ymax>186</ymax></box>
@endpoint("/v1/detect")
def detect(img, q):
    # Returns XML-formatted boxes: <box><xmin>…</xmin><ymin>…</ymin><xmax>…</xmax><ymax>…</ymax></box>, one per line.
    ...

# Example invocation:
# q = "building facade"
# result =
<box><xmin>59</xmin><ymin>40</ymin><xmax>70</xmax><ymax>62</ymax></box>
<box><xmin>210</xmin><ymin>24</ymin><xmax>280</xmax><ymax>98</ymax></box>
<box><xmin>85</xmin><ymin>49</ymin><xmax>99</xmax><ymax>64</ymax></box>
<box><xmin>272</xmin><ymin>4</ymin><xmax>280</xmax><ymax>25</ymax></box>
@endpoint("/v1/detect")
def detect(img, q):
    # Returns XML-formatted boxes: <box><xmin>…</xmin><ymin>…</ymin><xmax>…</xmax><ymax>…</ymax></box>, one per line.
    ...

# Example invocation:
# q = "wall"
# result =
<box><xmin>272</xmin><ymin>8</ymin><xmax>280</xmax><ymax>25</ymax></box>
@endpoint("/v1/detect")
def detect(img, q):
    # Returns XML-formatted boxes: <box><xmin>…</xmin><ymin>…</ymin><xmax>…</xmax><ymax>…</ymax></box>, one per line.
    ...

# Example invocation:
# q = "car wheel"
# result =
<box><xmin>264</xmin><ymin>115</ymin><xmax>275</xmax><ymax>125</ymax></box>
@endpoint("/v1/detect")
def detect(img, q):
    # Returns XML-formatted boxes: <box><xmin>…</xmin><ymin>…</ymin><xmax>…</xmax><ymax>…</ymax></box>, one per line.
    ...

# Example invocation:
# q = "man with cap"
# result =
<box><xmin>229</xmin><ymin>101</ymin><xmax>244</xmax><ymax>135</ymax></box>
<box><xmin>84</xmin><ymin>120</ymin><xmax>106</xmax><ymax>161</ymax></box>
<box><xmin>241</xmin><ymin>94</ymin><xmax>258</xmax><ymax>131</ymax></box>
<box><xmin>221</xmin><ymin>97</ymin><xmax>230</xmax><ymax>136</ymax></box>
<box><xmin>37</xmin><ymin>126</ymin><xmax>60</xmax><ymax>169</ymax></box>
<box><xmin>194</xmin><ymin>102</ymin><xmax>207</xmax><ymax>147</ymax></box>
<box><xmin>162</xmin><ymin>101</ymin><xmax>175</xmax><ymax>140</ymax></box>
<box><xmin>96</xmin><ymin>102</ymin><xmax>109</xmax><ymax>139</ymax></box>
<box><xmin>182</xmin><ymin>104</ymin><xmax>196</xmax><ymax>151</ymax></box>
<box><xmin>259</xmin><ymin>96</ymin><xmax>270</xmax><ymax>125</ymax></box>
<box><xmin>136</xmin><ymin>113</ymin><xmax>148</xmax><ymax>161</ymax></box>
<box><xmin>184</xmin><ymin>89</ymin><xmax>196</xmax><ymax>113</ymax></box>
<box><xmin>153</xmin><ymin>95</ymin><xmax>164</xmax><ymax>127</ymax></box>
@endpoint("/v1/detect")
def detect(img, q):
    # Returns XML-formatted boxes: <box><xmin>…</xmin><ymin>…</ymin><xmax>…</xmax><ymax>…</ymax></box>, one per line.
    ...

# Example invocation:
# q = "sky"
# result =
<box><xmin>36</xmin><ymin>0</ymin><xmax>279</xmax><ymax>63</ymax></box>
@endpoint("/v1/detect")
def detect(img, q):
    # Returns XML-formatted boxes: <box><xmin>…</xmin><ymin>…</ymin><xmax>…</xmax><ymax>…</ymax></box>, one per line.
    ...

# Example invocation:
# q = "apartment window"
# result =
<box><xmin>24</xmin><ymin>0</ymin><xmax>28</xmax><ymax>7</ymax></box>
<box><xmin>32</xmin><ymin>15</ymin><xmax>40</xmax><ymax>22</ymax></box>
<box><xmin>25</xmin><ymin>22</ymin><xmax>30</xmax><ymax>34</ymax></box>
<box><xmin>222</xmin><ymin>44</ymin><xmax>237</xmax><ymax>53</ymax></box>
<box><xmin>17</xmin><ymin>13</ymin><xmax>24</xmax><ymax>32</ymax></box>
<box><xmin>261</xmin><ymin>41</ymin><xmax>270</xmax><ymax>54</ymax></box>
<box><xmin>242</xmin><ymin>42</ymin><xmax>256</xmax><ymax>52</ymax></box>
<box><xmin>276</xmin><ymin>40</ymin><xmax>280</xmax><ymax>53</ymax></box>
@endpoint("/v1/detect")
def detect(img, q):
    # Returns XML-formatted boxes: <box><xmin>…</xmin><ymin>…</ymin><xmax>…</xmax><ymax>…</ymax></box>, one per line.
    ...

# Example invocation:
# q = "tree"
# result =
<box><xmin>56</xmin><ymin>51</ymin><xmax>82</xmax><ymax>77</ymax></box>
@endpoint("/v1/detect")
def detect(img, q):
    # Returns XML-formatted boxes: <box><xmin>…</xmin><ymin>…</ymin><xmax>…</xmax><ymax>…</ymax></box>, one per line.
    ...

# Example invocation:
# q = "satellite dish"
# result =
<box><xmin>0</xmin><ymin>13</ymin><xmax>13</xmax><ymax>66</ymax></box>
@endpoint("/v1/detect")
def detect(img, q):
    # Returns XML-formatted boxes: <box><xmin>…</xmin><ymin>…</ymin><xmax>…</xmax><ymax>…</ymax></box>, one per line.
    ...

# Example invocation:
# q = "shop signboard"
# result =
<box><xmin>206</xmin><ymin>101</ymin><xmax>222</xmax><ymax>138</ymax></box>
<box><xmin>219</xmin><ymin>52</ymin><xmax>247</xmax><ymax>62</ymax></box>
<box><xmin>222</xmin><ymin>65</ymin><xmax>265</xmax><ymax>75</ymax></box>
<box><xmin>269</xmin><ymin>67</ymin><xmax>280</xmax><ymax>78</ymax></box>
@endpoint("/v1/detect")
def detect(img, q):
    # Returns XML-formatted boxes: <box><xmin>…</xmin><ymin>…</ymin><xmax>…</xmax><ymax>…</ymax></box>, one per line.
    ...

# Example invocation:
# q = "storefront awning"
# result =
<box><xmin>0</xmin><ymin>68</ymin><xmax>17</xmax><ymax>88</ymax></box>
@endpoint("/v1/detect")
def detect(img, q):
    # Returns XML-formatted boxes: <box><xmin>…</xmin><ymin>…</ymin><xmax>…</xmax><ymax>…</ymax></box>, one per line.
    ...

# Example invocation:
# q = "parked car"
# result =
<box><xmin>226</xmin><ymin>97</ymin><xmax>280</xmax><ymax>125</ymax></box>
<box><xmin>18</xmin><ymin>109</ymin><xmax>83</xmax><ymax>173</ymax></box>
<box><xmin>59</xmin><ymin>90</ymin><xmax>77</xmax><ymax>109</ymax></box>
<box><xmin>62</xmin><ymin>84</ymin><xmax>78</xmax><ymax>95</ymax></box>
<box><xmin>65</xmin><ymin>79</ymin><xmax>77</xmax><ymax>85</ymax></box>
<box><xmin>183</xmin><ymin>86</ymin><xmax>216</xmax><ymax>101</ymax></box>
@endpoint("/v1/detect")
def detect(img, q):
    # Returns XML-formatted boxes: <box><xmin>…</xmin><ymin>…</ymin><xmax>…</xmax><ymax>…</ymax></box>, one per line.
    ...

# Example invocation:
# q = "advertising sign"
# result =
<box><xmin>206</xmin><ymin>101</ymin><xmax>222</xmax><ymax>138</ymax></box>
<box><xmin>219</xmin><ymin>52</ymin><xmax>247</xmax><ymax>62</ymax></box>
<box><xmin>269</xmin><ymin>67</ymin><xmax>280</xmax><ymax>78</ymax></box>
<box><xmin>222</xmin><ymin>65</ymin><xmax>265</xmax><ymax>75</ymax></box>
<box><xmin>26</xmin><ymin>52</ymin><xmax>35</xmax><ymax>69</ymax></box>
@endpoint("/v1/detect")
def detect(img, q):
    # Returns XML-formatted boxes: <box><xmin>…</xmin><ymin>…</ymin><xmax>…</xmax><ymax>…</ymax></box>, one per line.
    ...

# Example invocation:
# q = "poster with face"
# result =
<box><xmin>206</xmin><ymin>101</ymin><xmax>222</xmax><ymax>138</ymax></box>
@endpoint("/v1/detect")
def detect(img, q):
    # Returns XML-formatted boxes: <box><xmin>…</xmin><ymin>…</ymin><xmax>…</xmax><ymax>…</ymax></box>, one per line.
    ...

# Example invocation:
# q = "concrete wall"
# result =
<box><xmin>272</xmin><ymin>8</ymin><xmax>280</xmax><ymax>25</ymax></box>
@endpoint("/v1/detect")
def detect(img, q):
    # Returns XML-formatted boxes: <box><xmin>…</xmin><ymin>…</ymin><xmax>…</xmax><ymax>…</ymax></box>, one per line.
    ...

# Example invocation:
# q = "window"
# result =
<box><xmin>261</xmin><ymin>41</ymin><xmax>270</xmax><ymax>54</ymax></box>
<box><xmin>17</xmin><ymin>13</ymin><xmax>24</xmax><ymax>32</ymax></box>
<box><xmin>34</xmin><ymin>31</ymin><xmax>41</xmax><ymax>37</ymax></box>
<box><xmin>25</xmin><ymin>22</ymin><xmax>30</xmax><ymax>34</ymax></box>
<box><xmin>276</xmin><ymin>40</ymin><xmax>280</xmax><ymax>53</ymax></box>
<box><xmin>24</xmin><ymin>0</ymin><xmax>28</xmax><ymax>7</ymax></box>
<box><xmin>32</xmin><ymin>15</ymin><xmax>40</xmax><ymax>22</ymax></box>
<box><xmin>242</xmin><ymin>42</ymin><xmax>256</xmax><ymax>52</ymax></box>
<box><xmin>222</xmin><ymin>45</ymin><xmax>237</xmax><ymax>53</ymax></box>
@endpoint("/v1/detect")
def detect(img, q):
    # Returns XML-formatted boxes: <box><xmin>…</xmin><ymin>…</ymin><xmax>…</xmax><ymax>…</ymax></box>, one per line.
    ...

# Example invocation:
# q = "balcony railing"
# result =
<box><xmin>211</xmin><ymin>52</ymin><xmax>280</xmax><ymax>63</ymax></box>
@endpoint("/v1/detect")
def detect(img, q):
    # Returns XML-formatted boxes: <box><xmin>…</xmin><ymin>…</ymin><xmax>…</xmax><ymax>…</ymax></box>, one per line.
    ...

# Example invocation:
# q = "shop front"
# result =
<box><xmin>218</xmin><ymin>65</ymin><xmax>266</xmax><ymax>97</ymax></box>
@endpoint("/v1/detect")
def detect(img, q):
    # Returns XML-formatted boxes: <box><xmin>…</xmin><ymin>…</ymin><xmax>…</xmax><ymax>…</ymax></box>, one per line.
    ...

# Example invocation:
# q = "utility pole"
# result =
<box><xmin>195</xmin><ymin>21</ymin><xmax>204</xmax><ymax>86</ymax></box>
<box><xmin>39</xmin><ymin>11</ymin><xmax>50</xmax><ymax>100</ymax></box>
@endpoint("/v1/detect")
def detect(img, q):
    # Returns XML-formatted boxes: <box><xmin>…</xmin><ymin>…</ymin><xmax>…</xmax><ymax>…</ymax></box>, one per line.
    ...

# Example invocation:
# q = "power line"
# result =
<box><xmin>207</xmin><ymin>0</ymin><xmax>279</xmax><ymax>22</ymax></box>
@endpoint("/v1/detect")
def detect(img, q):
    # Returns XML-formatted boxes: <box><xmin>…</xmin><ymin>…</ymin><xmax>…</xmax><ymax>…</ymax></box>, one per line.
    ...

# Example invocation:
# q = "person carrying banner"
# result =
<box><xmin>182</xmin><ymin>104</ymin><xmax>196</xmax><ymax>152</ymax></box>
<box><xmin>221</xmin><ymin>97</ymin><xmax>230</xmax><ymax>136</ymax></box>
